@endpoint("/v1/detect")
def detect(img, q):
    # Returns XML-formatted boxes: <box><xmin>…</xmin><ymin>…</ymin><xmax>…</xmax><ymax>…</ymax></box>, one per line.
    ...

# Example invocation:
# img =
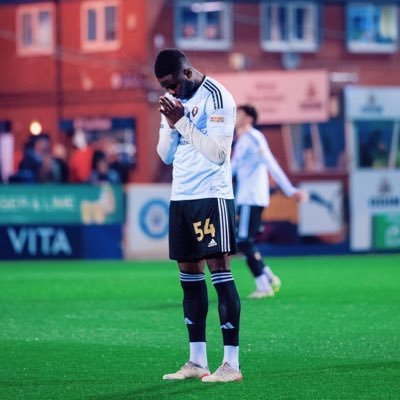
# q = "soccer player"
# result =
<box><xmin>154</xmin><ymin>49</ymin><xmax>242</xmax><ymax>383</ymax></box>
<box><xmin>231</xmin><ymin>104</ymin><xmax>306</xmax><ymax>299</ymax></box>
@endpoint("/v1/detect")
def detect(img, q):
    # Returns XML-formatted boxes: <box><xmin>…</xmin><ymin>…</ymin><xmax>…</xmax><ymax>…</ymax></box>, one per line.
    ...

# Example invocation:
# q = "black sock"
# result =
<box><xmin>238</xmin><ymin>241</ymin><xmax>264</xmax><ymax>277</ymax></box>
<box><xmin>210</xmin><ymin>271</ymin><xmax>241</xmax><ymax>346</ymax></box>
<box><xmin>180</xmin><ymin>272</ymin><xmax>208</xmax><ymax>342</ymax></box>
<box><xmin>246</xmin><ymin>255</ymin><xmax>264</xmax><ymax>277</ymax></box>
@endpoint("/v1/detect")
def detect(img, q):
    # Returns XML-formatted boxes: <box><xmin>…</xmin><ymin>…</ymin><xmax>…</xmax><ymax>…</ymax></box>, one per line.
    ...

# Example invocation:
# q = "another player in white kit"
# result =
<box><xmin>155</xmin><ymin>48</ymin><xmax>242</xmax><ymax>383</ymax></box>
<box><xmin>232</xmin><ymin>104</ymin><xmax>306</xmax><ymax>299</ymax></box>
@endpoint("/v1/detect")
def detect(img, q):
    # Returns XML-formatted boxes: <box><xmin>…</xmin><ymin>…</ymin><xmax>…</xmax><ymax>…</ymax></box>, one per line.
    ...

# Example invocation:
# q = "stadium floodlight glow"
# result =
<box><xmin>30</xmin><ymin>120</ymin><xmax>42</xmax><ymax>136</ymax></box>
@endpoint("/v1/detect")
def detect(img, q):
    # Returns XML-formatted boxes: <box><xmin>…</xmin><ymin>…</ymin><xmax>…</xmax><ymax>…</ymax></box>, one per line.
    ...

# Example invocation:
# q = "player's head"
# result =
<box><xmin>236</xmin><ymin>104</ymin><xmax>258</xmax><ymax>128</ymax></box>
<box><xmin>154</xmin><ymin>48</ymin><xmax>197</xmax><ymax>100</ymax></box>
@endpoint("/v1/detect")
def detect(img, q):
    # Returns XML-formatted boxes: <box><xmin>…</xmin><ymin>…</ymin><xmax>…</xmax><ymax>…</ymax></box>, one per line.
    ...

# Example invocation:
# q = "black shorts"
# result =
<box><xmin>236</xmin><ymin>205</ymin><xmax>264</xmax><ymax>241</ymax></box>
<box><xmin>169</xmin><ymin>198</ymin><xmax>237</xmax><ymax>262</ymax></box>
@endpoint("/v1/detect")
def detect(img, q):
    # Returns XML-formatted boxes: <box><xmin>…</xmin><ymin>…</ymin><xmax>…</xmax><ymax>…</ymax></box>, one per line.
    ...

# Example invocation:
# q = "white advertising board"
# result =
<box><xmin>350</xmin><ymin>170</ymin><xmax>400</xmax><ymax>251</ymax></box>
<box><xmin>125</xmin><ymin>184</ymin><xmax>171</xmax><ymax>259</ymax></box>
<box><xmin>345</xmin><ymin>86</ymin><xmax>400</xmax><ymax>120</ymax></box>
<box><xmin>298</xmin><ymin>181</ymin><xmax>343</xmax><ymax>235</ymax></box>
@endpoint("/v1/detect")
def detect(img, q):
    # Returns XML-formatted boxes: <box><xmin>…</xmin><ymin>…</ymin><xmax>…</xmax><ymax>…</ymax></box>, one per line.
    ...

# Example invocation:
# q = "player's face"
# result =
<box><xmin>158</xmin><ymin>69</ymin><xmax>195</xmax><ymax>100</ymax></box>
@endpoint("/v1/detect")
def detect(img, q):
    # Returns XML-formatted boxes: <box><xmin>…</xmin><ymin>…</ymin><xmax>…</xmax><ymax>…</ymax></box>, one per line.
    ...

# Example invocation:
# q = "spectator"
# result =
<box><xmin>89</xmin><ymin>151</ymin><xmax>120</xmax><ymax>184</ymax></box>
<box><xmin>11</xmin><ymin>134</ymin><xmax>51</xmax><ymax>182</ymax></box>
<box><xmin>52</xmin><ymin>143</ymin><xmax>70</xmax><ymax>183</ymax></box>
<box><xmin>37</xmin><ymin>152</ymin><xmax>59</xmax><ymax>182</ymax></box>
<box><xmin>69</xmin><ymin>129</ymin><xmax>94</xmax><ymax>183</ymax></box>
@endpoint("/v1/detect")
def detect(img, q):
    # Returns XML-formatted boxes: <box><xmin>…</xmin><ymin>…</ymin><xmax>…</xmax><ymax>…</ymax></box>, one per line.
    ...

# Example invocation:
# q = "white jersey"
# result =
<box><xmin>231</xmin><ymin>127</ymin><xmax>297</xmax><ymax>207</ymax></box>
<box><xmin>157</xmin><ymin>76</ymin><xmax>236</xmax><ymax>201</ymax></box>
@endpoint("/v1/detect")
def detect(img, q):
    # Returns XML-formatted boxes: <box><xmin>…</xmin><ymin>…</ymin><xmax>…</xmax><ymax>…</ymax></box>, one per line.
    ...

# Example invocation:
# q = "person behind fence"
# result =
<box><xmin>89</xmin><ymin>150</ymin><xmax>120</xmax><ymax>184</ymax></box>
<box><xmin>11</xmin><ymin>134</ymin><xmax>61</xmax><ymax>183</ymax></box>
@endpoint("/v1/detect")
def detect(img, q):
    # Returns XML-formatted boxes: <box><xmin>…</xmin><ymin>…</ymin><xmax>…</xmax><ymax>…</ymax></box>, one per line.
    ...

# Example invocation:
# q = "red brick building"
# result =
<box><xmin>0</xmin><ymin>0</ymin><xmax>160</xmax><ymax>183</ymax></box>
<box><xmin>1</xmin><ymin>0</ymin><xmax>400</xmax><ymax>187</ymax></box>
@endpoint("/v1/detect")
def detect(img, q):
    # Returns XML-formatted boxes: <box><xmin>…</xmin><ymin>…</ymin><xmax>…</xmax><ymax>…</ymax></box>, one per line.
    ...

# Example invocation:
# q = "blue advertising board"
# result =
<box><xmin>0</xmin><ymin>225</ymin><xmax>122</xmax><ymax>260</ymax></box>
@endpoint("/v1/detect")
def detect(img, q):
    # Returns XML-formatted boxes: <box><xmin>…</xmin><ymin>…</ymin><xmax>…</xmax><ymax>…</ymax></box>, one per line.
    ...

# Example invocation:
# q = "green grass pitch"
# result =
<box><xmin>0</xmin><ymin>254</ymin><xmax>399</xmax><ymax>400</ymax></box>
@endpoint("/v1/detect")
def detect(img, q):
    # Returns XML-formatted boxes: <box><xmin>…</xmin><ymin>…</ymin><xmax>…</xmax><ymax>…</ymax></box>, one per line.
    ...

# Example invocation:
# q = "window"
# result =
<box><xmin>81</xmin><ymin>1</ymin><xmax>119</xmax><ymax>51</ymax></box>
<box><xmin>261</xmin><ymin>1</ymin><xmax>319</xmax><ymax>52</ymax></box>
<box><xmin>355</xmin><ymin>121</ymin><xmax>400</xmax><ymax>169</ymax></box>
<box><xmin>16</xmin><ymin>3</ymin><xmax>54</xmax><ymax>55</ymax></box>
<box><xmin>286</xmin><ymin>118</ymin><xmax>346</xmax><ymax>173</ymax></box>
<box><xmin>175</xmin><ymin>1</ymin><xmax>232</xmax><ymax>50</ymax></box>
<box><xmin>347</xmin><ymin>3</ymin><xmax>398</xmax><ymax>53</ymax></box>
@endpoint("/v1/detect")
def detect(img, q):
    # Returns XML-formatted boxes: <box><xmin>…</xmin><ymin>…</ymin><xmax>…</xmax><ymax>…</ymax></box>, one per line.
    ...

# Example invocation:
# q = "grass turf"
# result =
<box><xmin>0</xmin><ymin>254</ymin><xmax>399</xmax><ymax>400</ymax></box>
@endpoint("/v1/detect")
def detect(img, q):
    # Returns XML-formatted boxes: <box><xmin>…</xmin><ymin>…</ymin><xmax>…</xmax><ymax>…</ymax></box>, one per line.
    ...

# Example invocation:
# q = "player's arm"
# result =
<box><xmin>260</xmin><ymin>141</ymin><xmax>308</xmax><ymax>202</ymax></box>
<box><xmin>156</xmin><ymin>113</ymin><xmax>180</xmax><ymax>165</ymax></box>
<box><xmin>260</xmin><ymin>140</ymin><xmax>298</xmax><ymax>197</ymax></box>
<box><xmin>159</xmin><ymin>92</ymin><xmax>235</xmax><ymax>165</ymax></box>
<box><xmin>174</xmin><ymin>115</ymin><xmax>232</xmax><ymax>165</ymax></box>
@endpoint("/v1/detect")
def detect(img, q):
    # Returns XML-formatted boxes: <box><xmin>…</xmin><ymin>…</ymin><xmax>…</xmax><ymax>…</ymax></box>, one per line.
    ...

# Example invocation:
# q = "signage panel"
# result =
<box><xmin>372</xmin><ymin>213</ymin><xmax>400</xmax><ymax>250</ymax></box>
<box><xmin>0</xmin><ymin>224</ymin><xmax>123</xmax><ymax>260</ymax></box>
<box><xmin>213</xmin><ymin>70</ymin><xmax>329</xmax><ymax>124</ymax></box>
<box><xmin>345</xmin><ymin>86</ymin><xmax>400</xmax><ymax>120</ymax></box>
<box><xmin>350</xmin><ymin>170</ymin><xmax>400</xmax><ymax>251</ymax></box>
<box><xmin>0</xmin><ymin>225</ymin><xmax>81</xmax><ymax>259</ymax></box>
<box><xmin>125</xmin><ymin>184</ymin><xmax>171</xmax><ymax>259</ymax></box>
<box><xmin>0</xmin><ymin>184</ymin><xmax>123</xmax><ymax>225</ymax></box>
<box><xmin>298</xmin><ymin>181</ymin><xmax>343</xmax><ymax>235</ymax></box>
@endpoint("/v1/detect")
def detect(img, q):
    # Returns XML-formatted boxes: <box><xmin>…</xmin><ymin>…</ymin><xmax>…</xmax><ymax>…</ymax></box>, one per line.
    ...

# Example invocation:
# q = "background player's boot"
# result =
<box><xmin>248</xmin><ymin>287</ymin><xmax>275</xmax><ymax>299</ymax></box>
<box><xmin>263</xmin><ymin>265</ymin><xmax>282</xmax><ymax>292</ymax></box>
<box><xmin>270</xmin><ymin>274</ymin><xmax>281</xmax><ymax>292</ymax></box>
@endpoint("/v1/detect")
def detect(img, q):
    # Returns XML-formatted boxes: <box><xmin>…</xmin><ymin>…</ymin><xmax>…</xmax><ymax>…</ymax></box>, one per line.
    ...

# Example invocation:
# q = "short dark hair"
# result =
<box><xmin>154</xmin><ymin>48</ymin><xmax>189</xmax><ymax>78</ymax></box>
<box><xmin>238</xmin><ymin>104</ymin><xmax>258</xmax><ymax>125</ymax></box>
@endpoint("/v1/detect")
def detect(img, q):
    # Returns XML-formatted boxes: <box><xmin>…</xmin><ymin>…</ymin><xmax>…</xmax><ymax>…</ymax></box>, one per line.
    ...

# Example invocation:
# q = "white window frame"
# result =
<box><xmin>260</xmin><ymin>1</ymin><xmax>319</xmax><ymax>52</ymax></box>
<box><xmin>174</xmin><ymin>0</ymin><xmax>232</xmax><ymax>51</ymax></box>
<box><xmin>16</xmin><ymin>3</ymin><xmax>54</xmax><ymax>56</ymax></box>
<box><xmin>346</xmin><ymin>3</ymin><xmax>398</xmax><ymax>53</ymax></box>
<box><xmin>81</xmin><ymin>1</ymin><xmax>120</xmax><ymax>52</ymax></box>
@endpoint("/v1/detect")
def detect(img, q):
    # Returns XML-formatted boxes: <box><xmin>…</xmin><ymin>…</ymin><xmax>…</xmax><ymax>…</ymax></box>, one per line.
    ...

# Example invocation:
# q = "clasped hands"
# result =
<box><xmin>159</xmin><ymin>96</ymin><xmax>185</xmax><ymax>128</ymax></box>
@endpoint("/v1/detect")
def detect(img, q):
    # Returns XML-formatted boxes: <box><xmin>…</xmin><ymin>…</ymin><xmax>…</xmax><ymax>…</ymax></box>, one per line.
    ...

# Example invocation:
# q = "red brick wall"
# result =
<box><xmin>0</xmin><ymin>4</ymin><xmax>57</xmax><ymax>94</ymax></box>
<box><xmin>0</xmin><ymin>0</ymin><xmax>158</xmax><ymax>182</ymax></box>
<box><xmin>3</xmin><ymin>1</ymin><xmax>400</xmax><ymax>182</ymax></box>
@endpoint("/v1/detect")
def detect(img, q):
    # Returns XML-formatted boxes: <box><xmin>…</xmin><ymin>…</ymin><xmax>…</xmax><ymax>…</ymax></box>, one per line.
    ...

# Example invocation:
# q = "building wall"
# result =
<box><xmin>57</xmin><ymin>0</ymin><xmax>155</xmax><ymax>183</ymax></box>
<box><xmin>0</xmin><ymin>0</ymin><xmax>159</xmax><ymax>183</ymax></box>
<box><xmin>0</xmin><ymin>2</ymin><xmax>58</xmax><ymax>156</ymax></box>
<box><xmin>0</xmin><ymin>4</ymin><xmax>57</xmax><ymax>93</ymax></box>
<box><xmin>2</xmin><ymin>1</ymin><xmax>400</xmax><ymax>183</ymax></box>
<box><xmin>149</xmin><ymin>2</ymin><xmax>400</xmax><ymax>186</ymax></box>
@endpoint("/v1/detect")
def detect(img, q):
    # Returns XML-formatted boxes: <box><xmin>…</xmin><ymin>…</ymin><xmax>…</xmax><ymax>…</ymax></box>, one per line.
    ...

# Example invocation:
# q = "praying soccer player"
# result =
<box><xmin>155</xmin><ymin>48</ymin><xmax>242</xmax><ymax>383</ymax></box>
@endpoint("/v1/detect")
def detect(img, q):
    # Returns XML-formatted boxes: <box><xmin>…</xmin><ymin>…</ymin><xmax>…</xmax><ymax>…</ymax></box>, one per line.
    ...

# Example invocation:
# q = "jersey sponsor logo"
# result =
<box><xmin>192</xmin><ymin>106</ymin><xmax>199</xmax><ymax>117</ymax></box>
<box><xmin>210</xmin><ymin>116</ymin><xmax>224</xmax><ymax>123</ymax></box>
<box><xmin>208</xmin><ymin>238</ymin><xmax>218</xmax><ymax>247</ymax></box>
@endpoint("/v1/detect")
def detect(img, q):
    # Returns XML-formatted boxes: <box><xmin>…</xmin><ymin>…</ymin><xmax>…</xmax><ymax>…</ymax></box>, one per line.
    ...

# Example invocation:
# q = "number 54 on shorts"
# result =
<box><xmin>193</xmin><ymin>218</ymin><xmax>215</xmax><ymax>242</ymax></box>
